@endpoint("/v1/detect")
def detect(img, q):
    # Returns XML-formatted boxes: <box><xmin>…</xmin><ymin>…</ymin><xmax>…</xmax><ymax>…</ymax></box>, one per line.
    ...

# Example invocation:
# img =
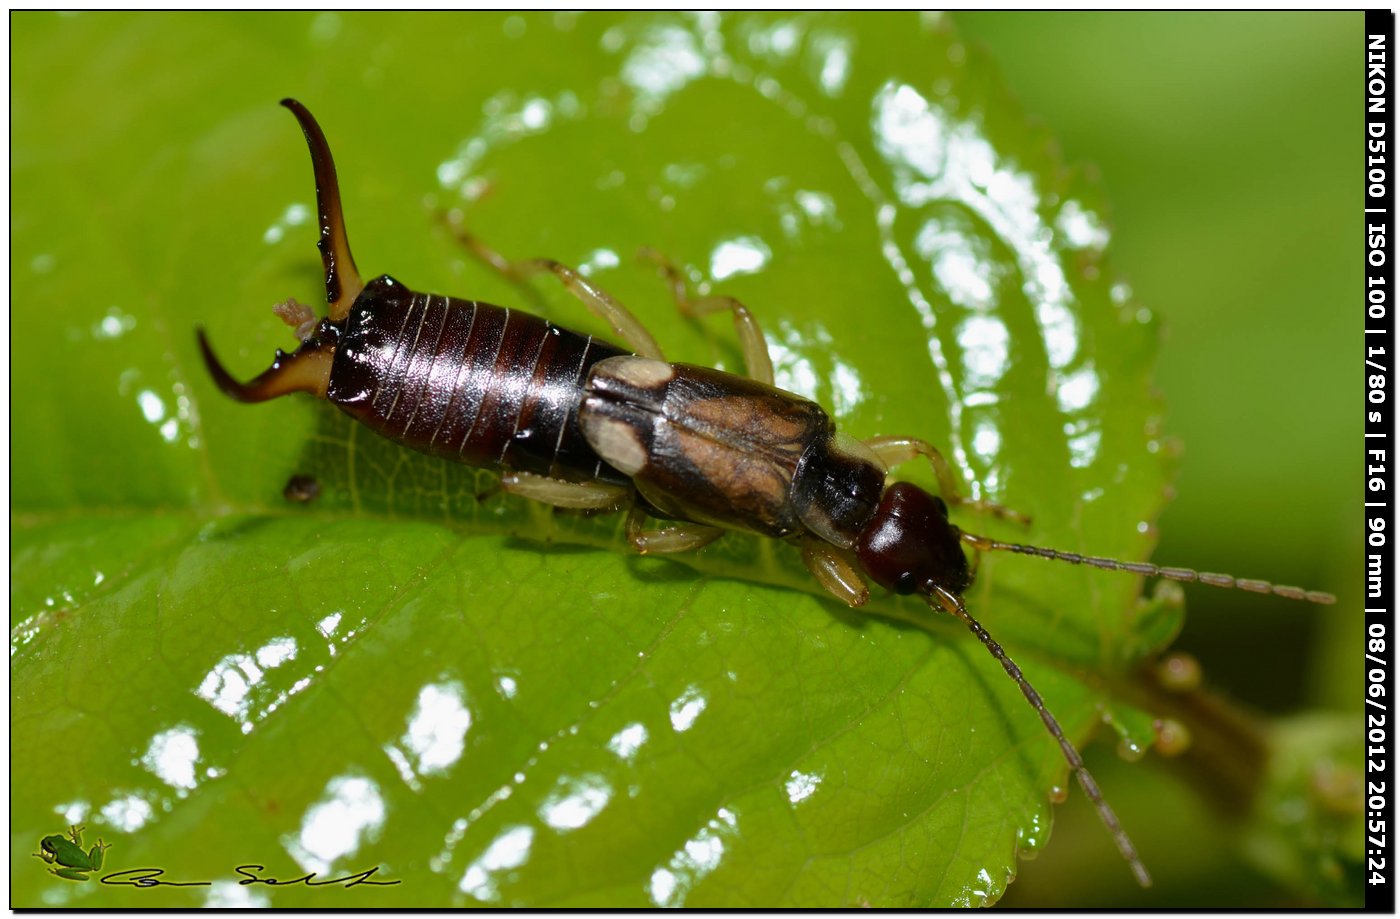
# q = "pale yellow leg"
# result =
<box><xmin>638</xmin><ymin>247</ymin><xmax>775</xmax><ymax>385</ymax></box>
<box><xmin>625</xmin><ymin>505</ymin><xmax>723</xmax><ymax>554</ymax></box>
<box><xmin>439</xmin><ymin>210</ymin><xmax>665</xmax><ymax>360</ymax></box>
<box><xmin>801</xmin><ymin>536</ymin><xmax>870</xmax><ymax>607</ymax></box>
<box><xmin>864</xmin><ymin>436</ymin><xmax>1031</xmax><ymax>526</ymax></box>
<box><xmin>501</xmin><ymin>471</ymin><xmax>632</xmax><ymax>511</ymax></box>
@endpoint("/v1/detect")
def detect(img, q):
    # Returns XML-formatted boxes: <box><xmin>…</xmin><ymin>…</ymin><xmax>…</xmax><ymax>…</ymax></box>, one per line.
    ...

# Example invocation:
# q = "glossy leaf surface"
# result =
<box><xmin>13</xmin><ymin>12</ymin><xmax>1172</xmax><ymax>906</ymax></box>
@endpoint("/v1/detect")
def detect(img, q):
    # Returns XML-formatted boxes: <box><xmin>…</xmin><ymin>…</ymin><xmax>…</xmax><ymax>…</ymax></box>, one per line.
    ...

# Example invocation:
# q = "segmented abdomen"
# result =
<box><xmin>327</xmin><ymin>274</ymin><xmax>630</xmax><ymax>483</ymax></box>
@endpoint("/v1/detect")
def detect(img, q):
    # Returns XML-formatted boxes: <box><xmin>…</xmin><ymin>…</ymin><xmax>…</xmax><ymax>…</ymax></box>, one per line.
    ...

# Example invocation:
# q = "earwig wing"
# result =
<box><xmin>580</xmin><ymin>357</ymin><xmax>829</xmax><ymax>538</ymax></box>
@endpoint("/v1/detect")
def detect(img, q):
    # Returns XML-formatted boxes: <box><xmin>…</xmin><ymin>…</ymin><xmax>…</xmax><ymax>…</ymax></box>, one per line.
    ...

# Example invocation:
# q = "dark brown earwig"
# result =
<box><xmin>198</xmin><ymin>100</ymin><xmax>1336</xmax><ymax>890</ymax></box>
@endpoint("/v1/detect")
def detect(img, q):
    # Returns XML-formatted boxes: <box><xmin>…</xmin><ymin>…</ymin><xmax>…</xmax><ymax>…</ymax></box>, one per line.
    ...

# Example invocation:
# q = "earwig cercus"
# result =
<box><xmin>197</xmin><ymin>99</ymin><xmax>1338</xmax><ymax>891</ymax></box>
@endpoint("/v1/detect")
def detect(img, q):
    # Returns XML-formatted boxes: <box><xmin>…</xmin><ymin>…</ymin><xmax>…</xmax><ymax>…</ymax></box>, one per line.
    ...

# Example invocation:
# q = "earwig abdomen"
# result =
<box><xmin>329</xmin><ymin>274</ymin><xmax>630</xmax><ymax>484</ymax></box>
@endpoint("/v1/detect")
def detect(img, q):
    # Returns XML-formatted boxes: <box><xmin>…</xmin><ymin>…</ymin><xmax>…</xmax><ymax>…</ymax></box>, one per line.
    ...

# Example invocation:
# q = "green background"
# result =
<box><xmin>958</xmin><ymin>12</ymin><xmax>1361</xmax><ymax>906</ymax></box>
<box><xmin>12</xmin><ymin>12</ymin><xmax>1359</xmax><ymax>907</ymax></box>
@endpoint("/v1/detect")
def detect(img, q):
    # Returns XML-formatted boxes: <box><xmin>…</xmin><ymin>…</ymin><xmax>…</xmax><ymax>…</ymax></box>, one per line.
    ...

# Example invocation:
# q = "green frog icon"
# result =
<box><xmin>33</xmin><ymin>825</ymin><xmax>111</xmax><ymax>881</ymax></box>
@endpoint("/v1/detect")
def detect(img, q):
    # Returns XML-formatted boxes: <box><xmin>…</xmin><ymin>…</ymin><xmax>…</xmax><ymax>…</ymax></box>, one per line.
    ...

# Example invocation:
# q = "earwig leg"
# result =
<box><xmin>864</xmin><ymin>435</ymin><xmax>1031</xmax><ymax>526</ymax></box>
<box><xmin>516</xmin><ymin>259</ymin><xmax>665</xmax><ymax>360</ymax></box>
<box><xmin>801</xmin><ymin>536</ymin><xmax>870</xmax><ymax>607</ymax></box>
<box><xmin>638</xmin><ymin>247</ymin><xmax>775</xmax><ymax>386</ymax></box>
<box><xmin>625</xmin><ymin>505</ymin><xmax>723</xmax><ymax>554</ymax></box>
<box><xmin>501</xmin><ymin>471</ymin><xmax>632</xmax><ymax>511</ymax></box>
<box><xmin>437</xmin><ymin>210</ymin><xmax>517</xmax><ymax>277</ymax></box>
<box><xmin>438</xmin><ymin>210</ymin><xmax>665</xmax><ymax>360</ymax></box>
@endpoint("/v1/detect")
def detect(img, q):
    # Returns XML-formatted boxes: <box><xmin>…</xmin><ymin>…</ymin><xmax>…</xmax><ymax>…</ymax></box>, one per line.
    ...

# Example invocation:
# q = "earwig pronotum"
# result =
<box><xmin>197</xmin><ymin>100</ymin><xmax>1337</xmax><ymax>890</ymax></box>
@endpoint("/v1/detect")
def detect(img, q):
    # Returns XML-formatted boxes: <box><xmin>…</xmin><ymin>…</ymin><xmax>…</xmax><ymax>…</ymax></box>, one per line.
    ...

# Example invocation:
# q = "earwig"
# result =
<box><xmin>198</xmin><ymin>100</ymin><xmax>1338</xmax><ymax>891</ymax></box>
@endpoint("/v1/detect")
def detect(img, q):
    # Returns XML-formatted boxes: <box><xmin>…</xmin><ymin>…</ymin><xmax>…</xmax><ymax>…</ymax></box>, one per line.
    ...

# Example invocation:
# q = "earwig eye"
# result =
<box><xmin>933</xmin><ymin>497</ymin><xmax>949</xmax><ymax>517</ymax></box>
<box><xmin>892</xmin><ymin>571</ymin><xmax>918</xmax><ymax>594</ymax></box>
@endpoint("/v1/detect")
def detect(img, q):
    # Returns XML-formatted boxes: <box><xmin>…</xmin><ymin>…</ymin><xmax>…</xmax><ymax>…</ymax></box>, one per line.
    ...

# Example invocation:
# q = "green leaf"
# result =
<box><xmin>14</xmin><ymin>12</ymin><xmax>1174</xmax><ymax>906</ymax></box>
<box><xmin>1244</xmin><ymin>714</ymin><xmax>1364</xmax><ymax>907</ymax></box>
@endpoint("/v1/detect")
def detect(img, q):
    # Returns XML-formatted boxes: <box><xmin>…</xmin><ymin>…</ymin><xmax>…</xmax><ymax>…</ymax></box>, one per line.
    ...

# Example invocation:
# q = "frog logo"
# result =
<box><xmin>33</xmin><ymin>825</ymin><xmax>111</xmax><ymax>882</ymax></box>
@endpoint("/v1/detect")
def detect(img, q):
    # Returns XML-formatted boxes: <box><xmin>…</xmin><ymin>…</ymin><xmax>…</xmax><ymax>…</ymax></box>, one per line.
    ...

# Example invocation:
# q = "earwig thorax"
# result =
<box><xmin>790</xmin><ymin>432</ymin><xmax>887</xmax><ymax>549</ymax></box>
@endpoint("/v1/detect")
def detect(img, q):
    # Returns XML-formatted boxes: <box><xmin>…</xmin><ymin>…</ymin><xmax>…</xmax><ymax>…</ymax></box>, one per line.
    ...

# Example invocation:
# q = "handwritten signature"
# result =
<box><xmin>100</xmin><ymin>865</ymin><xmax>399</xmax><ymax>888</ymax></box>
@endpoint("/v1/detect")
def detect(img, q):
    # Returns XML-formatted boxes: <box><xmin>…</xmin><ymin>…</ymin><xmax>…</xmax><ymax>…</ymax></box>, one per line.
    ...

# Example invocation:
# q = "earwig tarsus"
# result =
<box><xmin>197</xmin><ymin>100</ymin><xmax>1337</xmax><ymax>891</ymax></box>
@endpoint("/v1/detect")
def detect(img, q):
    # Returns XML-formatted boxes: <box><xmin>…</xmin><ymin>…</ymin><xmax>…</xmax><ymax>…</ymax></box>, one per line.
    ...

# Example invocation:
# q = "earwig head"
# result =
<box><xmin>854</xmin><ymin>482</ymin><xmax>972</xmax><ymax>597</ymax></box>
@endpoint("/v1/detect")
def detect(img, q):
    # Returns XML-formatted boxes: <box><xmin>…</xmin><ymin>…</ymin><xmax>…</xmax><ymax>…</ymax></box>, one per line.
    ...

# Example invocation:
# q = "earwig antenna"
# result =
<box><xmin>960</xmin><ymin>533</ymin><xmax>1336</xmax><ymax>605</ymax></box>
<box><xmin>280</xmin><ymin>99</ymin><xmax>364</xmax><ymax>321</ymax></box>
<box><xmin>926</xmin><ymin>584</ymin><xmax>1153</xmax><ymax>889</ymax></box>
